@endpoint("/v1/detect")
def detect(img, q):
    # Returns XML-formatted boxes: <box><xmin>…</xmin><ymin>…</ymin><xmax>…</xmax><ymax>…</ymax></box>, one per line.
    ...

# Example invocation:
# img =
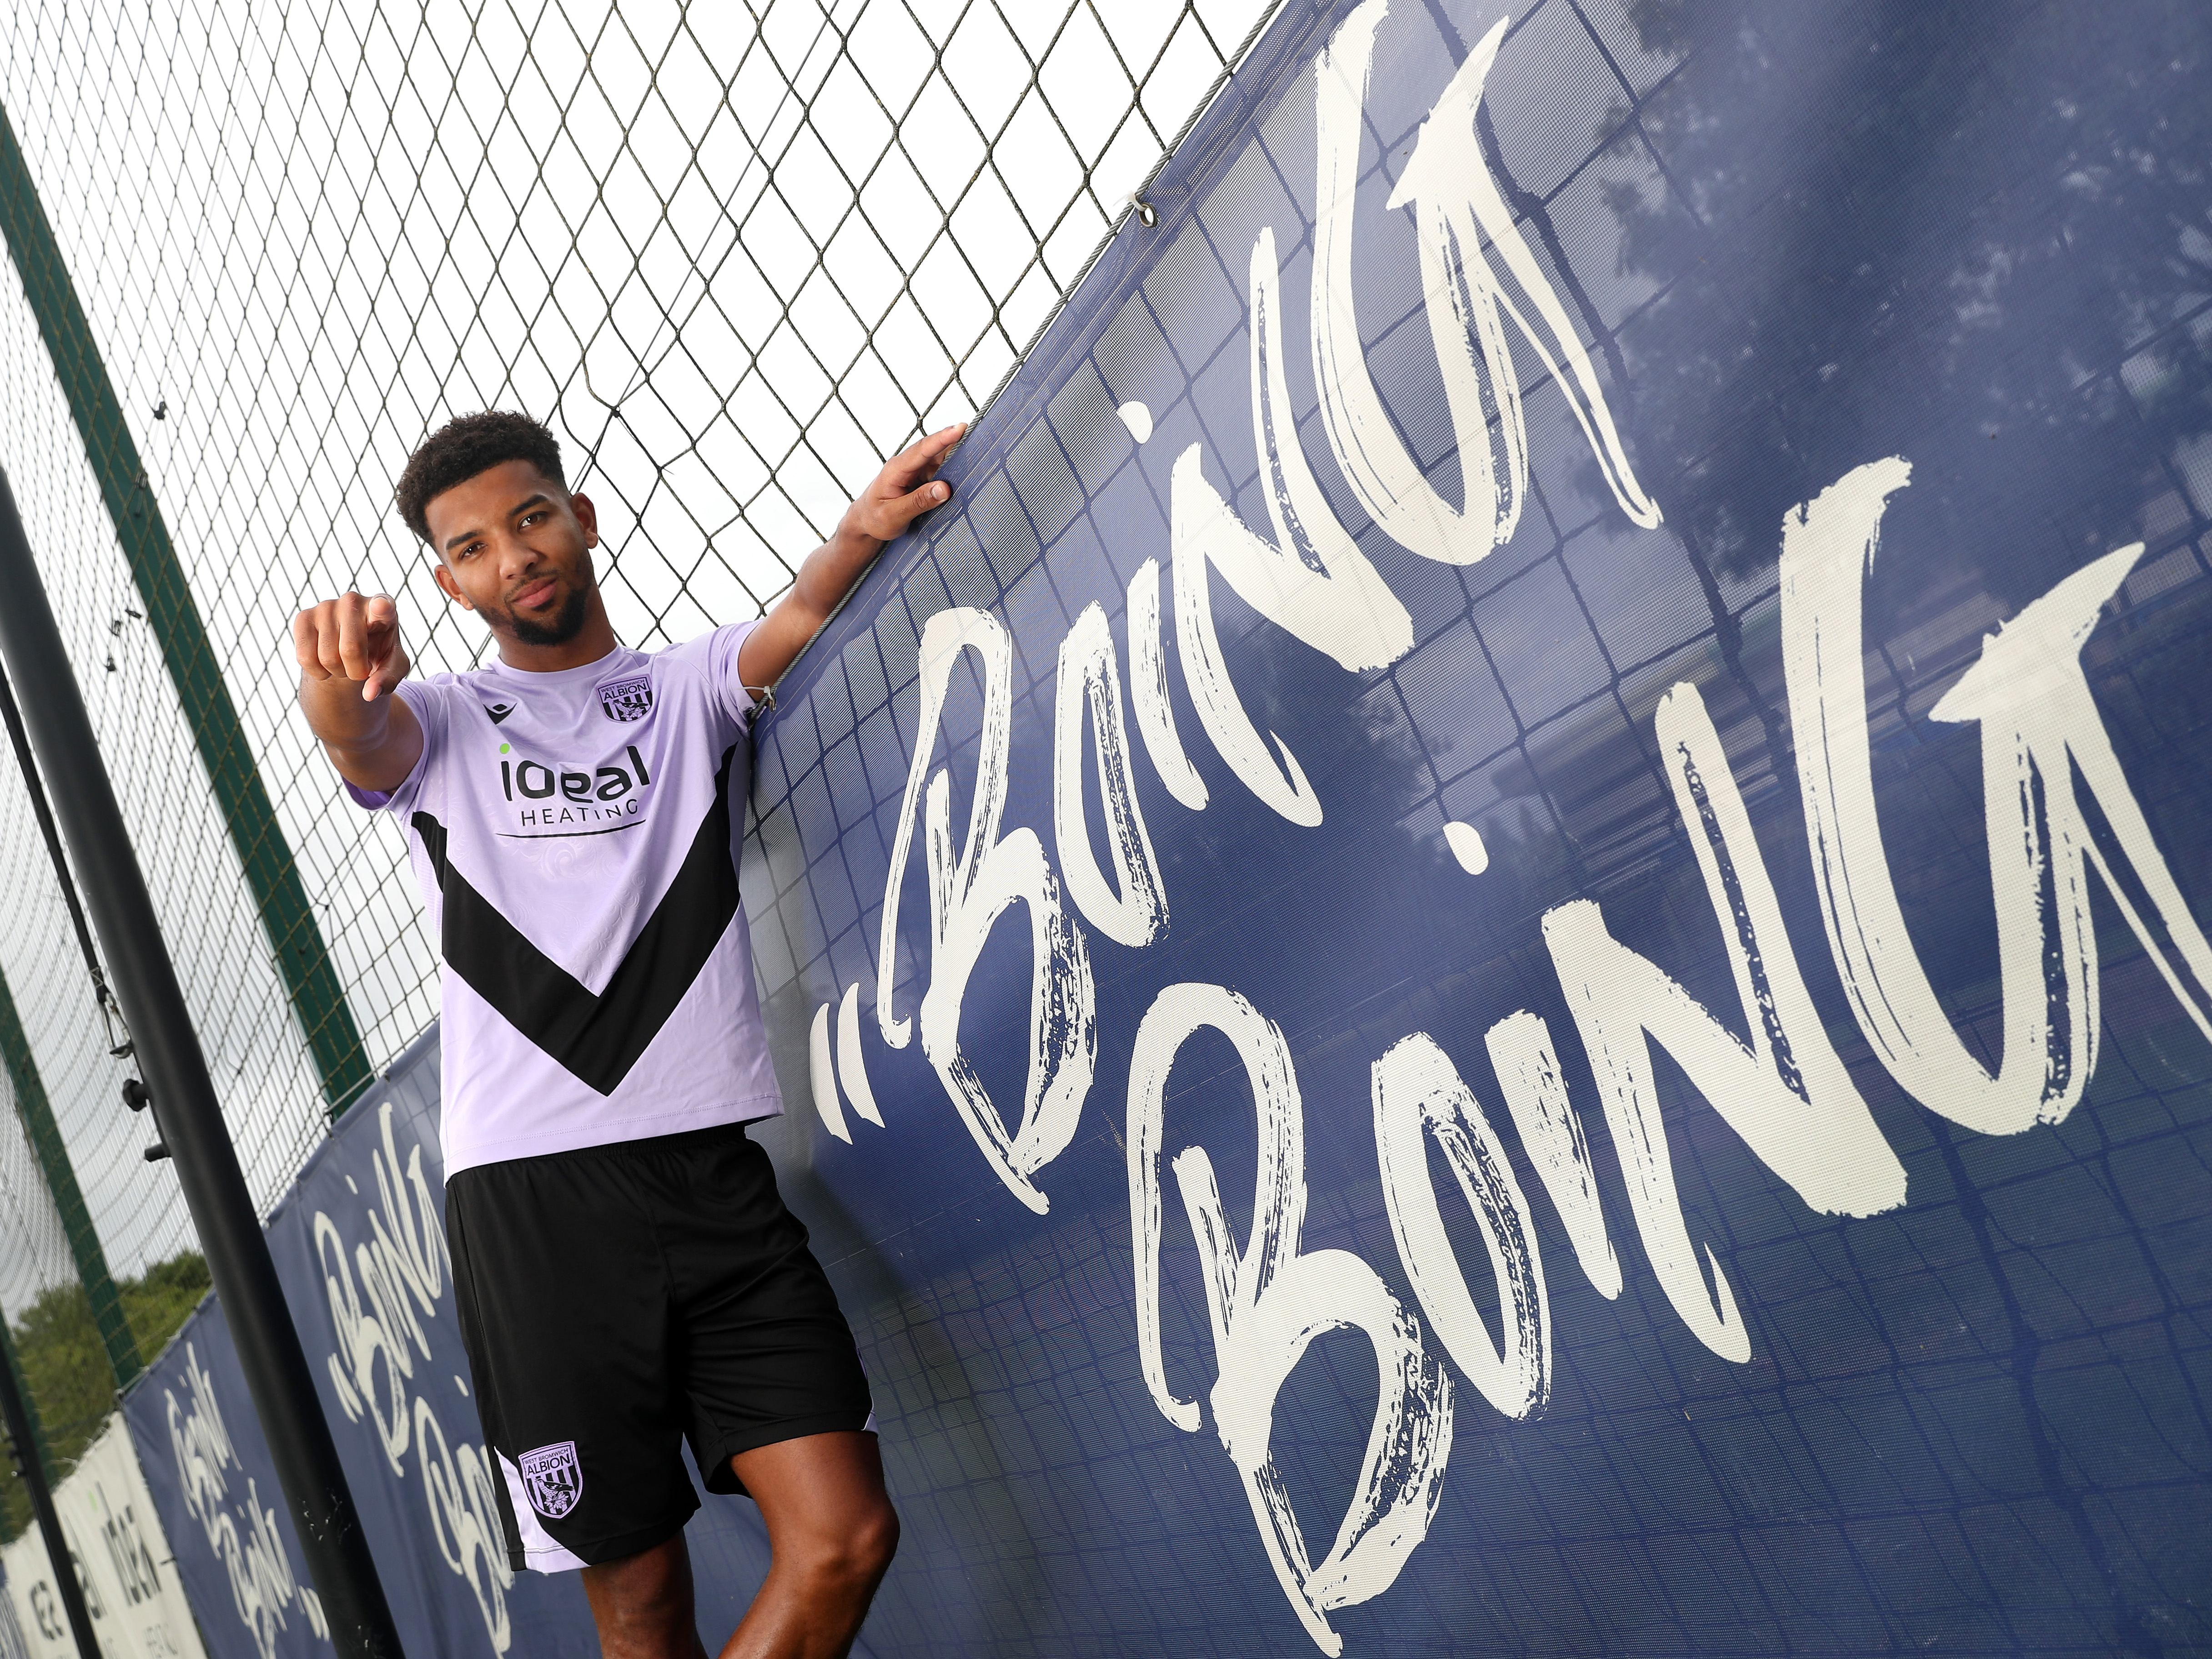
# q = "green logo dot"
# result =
<box><xmin>499</xmin><ymin>743</ymin><xmax>510</xmax><ymax>754</ymax></box>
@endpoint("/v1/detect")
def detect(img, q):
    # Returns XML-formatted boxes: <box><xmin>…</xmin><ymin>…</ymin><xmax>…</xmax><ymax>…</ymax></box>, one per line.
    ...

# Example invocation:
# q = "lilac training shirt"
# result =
<box><xmin>352</xmin><ymin>622</ymin><xmax>784</xmax><ymax>1176</ymax></box>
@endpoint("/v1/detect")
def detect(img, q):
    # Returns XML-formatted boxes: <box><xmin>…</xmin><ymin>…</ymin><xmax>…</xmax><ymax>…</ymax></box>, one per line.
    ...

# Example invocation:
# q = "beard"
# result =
<box><xmin>503</xmin><ymin>582</ymin><xmax>589</xmax><ymax>646</ymax></box>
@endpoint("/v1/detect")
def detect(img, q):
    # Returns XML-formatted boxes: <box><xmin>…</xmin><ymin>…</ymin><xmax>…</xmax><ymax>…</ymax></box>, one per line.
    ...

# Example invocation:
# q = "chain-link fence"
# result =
<box><xmin>0</xmin><ymin>0</ymin><xmax>1279</xmax><ymax>1504</ymax></box>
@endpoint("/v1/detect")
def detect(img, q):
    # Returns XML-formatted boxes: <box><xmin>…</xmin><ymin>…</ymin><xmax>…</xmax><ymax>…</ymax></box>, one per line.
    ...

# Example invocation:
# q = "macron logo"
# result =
<box><xmin>483</xmin><ymin>702</ymin><xmax>515</xmax><ymax>725</ymax></box>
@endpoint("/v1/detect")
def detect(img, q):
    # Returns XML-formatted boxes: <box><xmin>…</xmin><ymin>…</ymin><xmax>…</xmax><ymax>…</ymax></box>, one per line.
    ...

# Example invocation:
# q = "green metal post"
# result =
<box><xmin>0</xmin><ymin>100</ymin><xmax>372</xmax><ymax>1119</ymax></box>
<box><xmin>0</xmin><ymin>973</ymin><xmax>138</xmax><ymax>1389</ymax></box>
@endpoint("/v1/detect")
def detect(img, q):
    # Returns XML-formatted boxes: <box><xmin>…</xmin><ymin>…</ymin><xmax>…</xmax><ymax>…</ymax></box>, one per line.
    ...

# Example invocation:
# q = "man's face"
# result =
<box><xmin>424</xmin><ymin>459</ymin><xmax>600</xmax><ymax>647</ymax></box>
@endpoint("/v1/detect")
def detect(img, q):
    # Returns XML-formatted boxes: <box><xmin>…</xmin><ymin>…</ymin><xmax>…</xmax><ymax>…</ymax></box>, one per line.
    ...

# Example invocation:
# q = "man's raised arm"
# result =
<box><xmin>737</xmin><ymin>423</ymin><xmax>966</xmax><ymax>695</ymax></box>
<box><xmin>295</xmin><ymin>591</ymin><xmax>424</xmax><ymax>794</ymax></box>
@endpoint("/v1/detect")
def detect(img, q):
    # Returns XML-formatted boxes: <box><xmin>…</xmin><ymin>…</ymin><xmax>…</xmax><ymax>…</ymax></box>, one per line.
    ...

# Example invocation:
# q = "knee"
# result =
<box><xmin>839</xmin><ymin>1494</ymin><xmax>900</xmax><ymax>1587</ymax></box>
<box><xmin>795</xmin><ymin>1496</ymin><xmax>899</xmax><ymax>1595</ymax></box>
<box><xmin>855</xmin><ymin>1497</ymin><xmax>900</xmax><ymax>1579</ymax></box>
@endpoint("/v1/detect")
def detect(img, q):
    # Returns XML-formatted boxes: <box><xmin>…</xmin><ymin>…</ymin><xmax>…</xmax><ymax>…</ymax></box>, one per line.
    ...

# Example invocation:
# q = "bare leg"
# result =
<box><xmin>582</xmin><ymin>1532</ymin><xmax>712</xmax><ymax>1659</ymax></box>
<box><xmin>568</xmin><ymin>1432</ymin><xmax>895</xmax><ymax>1659</ymax></box>
<box><xmin>717</xmin><ymin>1431</ymin><xmax>899</xmax><ymax>1659</ymax></box>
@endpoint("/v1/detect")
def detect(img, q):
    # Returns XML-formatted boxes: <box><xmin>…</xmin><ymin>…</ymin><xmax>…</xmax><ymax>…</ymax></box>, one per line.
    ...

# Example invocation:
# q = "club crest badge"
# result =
<box><xmin>518</xmin><ymin>1441</ymin><xmax>583</xmax><ymax>1518</ymax></box>
<box><xmin>598</xmin><ymin>674</ymin><xmax>653</xmax><ymax>722</ymax></box>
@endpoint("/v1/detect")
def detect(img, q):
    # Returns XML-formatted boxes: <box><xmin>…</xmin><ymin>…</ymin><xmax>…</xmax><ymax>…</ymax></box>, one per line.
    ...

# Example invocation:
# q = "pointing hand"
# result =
<box><xmin>294</xmin><ymin>592</ymin><xmax>411</xmax><ymax>700</ymax></box>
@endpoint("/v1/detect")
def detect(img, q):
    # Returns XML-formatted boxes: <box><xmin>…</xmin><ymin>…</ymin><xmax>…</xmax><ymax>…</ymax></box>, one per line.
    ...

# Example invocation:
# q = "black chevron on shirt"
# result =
<box><xmin>411</xmin><ymin>745</ymin><xmax>740</xmax><ymax>1096</ymax></box>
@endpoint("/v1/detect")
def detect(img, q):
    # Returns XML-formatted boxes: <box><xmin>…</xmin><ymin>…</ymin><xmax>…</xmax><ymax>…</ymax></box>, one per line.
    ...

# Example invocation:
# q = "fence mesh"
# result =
<box><xmin>0</xmin><ymin>0</ymin><xmax>1277</xmax><ymax>1490</ymax></box>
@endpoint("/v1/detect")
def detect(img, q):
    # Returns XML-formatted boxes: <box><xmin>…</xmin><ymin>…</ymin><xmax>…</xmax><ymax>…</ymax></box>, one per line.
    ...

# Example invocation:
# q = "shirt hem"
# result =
<box><xmin>444</xmin><ymin>1096</ymin><xmax>783</xmax><ymax>1178</ymax></box>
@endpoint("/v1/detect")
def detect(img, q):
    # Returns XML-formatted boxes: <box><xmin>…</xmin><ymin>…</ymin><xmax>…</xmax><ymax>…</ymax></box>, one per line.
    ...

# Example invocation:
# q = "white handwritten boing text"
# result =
<box><xmin>165</xmin><ymin>1344</ymin><xmax>328</xmax><ymax>1659</ymax></box>
<box><xmin>796</xmin><ymin>3</ymin><xmax>2212</xmax><ymax>1652</ymax></box>
<box><xmin>315</xmin><ymin>1102</ymin><xmax>513</xmax><ymax>1653</ymax></box>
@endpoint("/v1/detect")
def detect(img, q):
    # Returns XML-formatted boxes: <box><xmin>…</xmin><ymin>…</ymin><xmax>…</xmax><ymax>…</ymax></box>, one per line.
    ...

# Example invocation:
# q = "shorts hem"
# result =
<box><xmin>510</xmin><ymin>1508</ymin><xmax>697</xmax><ymax>1575</ymax></box>
<box><xmin>703</xmin><ymin>1412</ymin><xmax>876</xmax><ymax>1495</ymax></box>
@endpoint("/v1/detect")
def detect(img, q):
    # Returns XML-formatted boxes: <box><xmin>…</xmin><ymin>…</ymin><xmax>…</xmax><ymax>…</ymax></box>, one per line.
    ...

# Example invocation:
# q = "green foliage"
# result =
<box><xmin>0</xmin><ymin>1251</ymin><xmax>210</xmax><ymax>1543</ymax></box>
<box><xmin>122</xmin><ymin>1252</ymin><xmax>215</xmax><ymax>1361</ymax></box>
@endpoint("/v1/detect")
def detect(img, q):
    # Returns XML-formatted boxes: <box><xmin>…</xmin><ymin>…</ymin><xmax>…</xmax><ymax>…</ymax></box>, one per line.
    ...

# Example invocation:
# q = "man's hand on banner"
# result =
<box><xmin>739</xmin><ymin>423</ymin><xmax>968</xmax><ymax>695</ymax></box>
<box><xmin>840</xmin><ymin>422</ymin><xmax>967</xmax><ymax>548</ymax></box>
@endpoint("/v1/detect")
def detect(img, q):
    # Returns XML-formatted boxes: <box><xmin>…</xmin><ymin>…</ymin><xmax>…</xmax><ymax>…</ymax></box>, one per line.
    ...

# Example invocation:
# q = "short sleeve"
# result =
<box><xmin>706</xmin><ymin>618</ymin><xmax>769</xmax><ymax>727</ymax></box>
<box><xmin>343</xmin><ymin>679</ymin><xmax>446</xmax><ymax>814</ymax></box>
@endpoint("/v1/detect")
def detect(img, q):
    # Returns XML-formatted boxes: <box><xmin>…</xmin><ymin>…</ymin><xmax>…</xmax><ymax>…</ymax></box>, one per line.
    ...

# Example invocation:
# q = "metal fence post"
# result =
<box><xmin>0</xmin><ymin>468</ymin><xmax>404</xmax><ymax>1659</ymax></box>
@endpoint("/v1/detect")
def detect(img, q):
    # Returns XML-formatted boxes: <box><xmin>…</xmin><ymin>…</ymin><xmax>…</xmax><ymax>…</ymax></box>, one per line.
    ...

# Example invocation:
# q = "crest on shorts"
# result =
<box><xmin>598</xmin><ymin>674</ymin><xmax>653</xmax><ymax>722</ymax></box>
<box><xmin>518</xmin><ymin>1441</ymin><xmax>583</xmax><ymax>1518</ymax></box>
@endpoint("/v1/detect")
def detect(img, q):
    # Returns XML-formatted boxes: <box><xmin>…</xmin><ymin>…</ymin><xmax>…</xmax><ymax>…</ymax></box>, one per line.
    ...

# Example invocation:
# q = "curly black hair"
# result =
<box><xmin>395</xmin><ymin>410</ymin><xmax>566</xmax><ymax>546</ymax></box>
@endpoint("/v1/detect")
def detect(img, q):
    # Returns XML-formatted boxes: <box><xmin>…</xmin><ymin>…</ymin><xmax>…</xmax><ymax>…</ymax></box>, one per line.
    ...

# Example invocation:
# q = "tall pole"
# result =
<box><xmin>0</xmin><ymin>1313</ymin><xmax>98</xmax><ymax>1659</ymax></box>
<box><xmin>0</xmin><ymin>470</ymin><xmax>405</xmax><ymax>1658</ymax></box>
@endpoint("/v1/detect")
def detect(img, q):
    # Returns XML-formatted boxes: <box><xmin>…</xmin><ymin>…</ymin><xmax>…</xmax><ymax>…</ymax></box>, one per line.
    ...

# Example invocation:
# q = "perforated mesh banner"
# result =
<box><xmin>75</xmin><ymin>0</ymin><xmax>2212</xmax><ymax>1653</ymax></box>
<box><xmin>735</xmin><ymin>0</ymin><xmax>2212</xmax><ymax>1654</ymax></box>
<box><xmin>0</xmin><ymin>1415</ymin><xmax>206</xmax><ymax>1659</ymax></box>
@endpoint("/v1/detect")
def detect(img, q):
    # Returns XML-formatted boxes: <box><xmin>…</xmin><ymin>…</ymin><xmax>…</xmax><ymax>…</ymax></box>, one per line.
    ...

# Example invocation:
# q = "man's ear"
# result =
<box><xmin>569</xmin><ymin>490</ymin><xmax>598</xmax><ymax>548</ymax></box>
<box><xmin>430</xmin><ymin>557</ymin><xmax>473</xmax><ymax>611</ymax></box>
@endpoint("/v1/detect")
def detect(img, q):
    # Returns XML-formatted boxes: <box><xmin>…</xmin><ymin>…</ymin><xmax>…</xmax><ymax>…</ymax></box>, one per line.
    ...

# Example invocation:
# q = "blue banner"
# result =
<box><xmin>738</xmin><ymin>0</ymin><xmax>2212</xmax><ymax>1654</ymax></box>
<box><xmin>123</xmin><ymin>1</ymin><xmax>2212</xmax><ymax>1654</ymax></box>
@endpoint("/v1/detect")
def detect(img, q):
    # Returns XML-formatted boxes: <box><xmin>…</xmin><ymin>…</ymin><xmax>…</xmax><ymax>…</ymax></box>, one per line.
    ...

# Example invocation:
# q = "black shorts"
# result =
<box><xmin>446</xmin><ymin>1122</ymin><xmax>874</xmax><ymax>1572</ymax></box>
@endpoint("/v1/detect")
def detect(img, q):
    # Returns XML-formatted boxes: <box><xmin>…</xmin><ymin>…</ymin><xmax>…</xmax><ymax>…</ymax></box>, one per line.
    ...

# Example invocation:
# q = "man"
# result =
<box><xmin>294</xmin><ymin>410</ymin><xmax>962</xmax><ymax>1659</ymax></box>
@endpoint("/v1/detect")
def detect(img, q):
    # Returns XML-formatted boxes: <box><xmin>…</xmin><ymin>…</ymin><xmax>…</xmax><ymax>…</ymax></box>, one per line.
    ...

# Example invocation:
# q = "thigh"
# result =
<box><xmin>448</xmin><ymin>1149</ymin><xmax>701</xmax><ymax>1569</ymax></box>
<box><xmin>648</xmin><ymin>1133</ymin><xmax>874</xmax><ymax>1492</ymax></box>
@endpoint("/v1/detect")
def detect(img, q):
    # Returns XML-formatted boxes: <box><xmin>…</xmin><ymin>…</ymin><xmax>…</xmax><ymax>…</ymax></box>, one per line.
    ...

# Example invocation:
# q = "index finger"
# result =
<box><xmin>334</xmin><ymin>592</ymin><xmax>374</xmax><ymax>682</ymax></box>
<box><xmin>883</xmin><ymin>422</ymin><xmax>967</xmax><ymax>489</ymax></box>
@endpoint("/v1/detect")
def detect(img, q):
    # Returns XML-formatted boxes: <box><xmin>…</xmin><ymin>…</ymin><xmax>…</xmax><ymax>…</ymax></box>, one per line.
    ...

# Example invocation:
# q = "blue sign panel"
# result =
<box><xmin>738</xmin><ymin>1</ymin><xmax>2212</xmax><ymax>1654</ymax></box>
<box><xmin>127</xmin><ymin>1294</ymin><xmax>329</xmax><ymax>1659</ymax></box>
<box><xmin>114</xmin><ymin>3</ymin><xmax>2212</xmax><ymax>1654</ymax></box>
